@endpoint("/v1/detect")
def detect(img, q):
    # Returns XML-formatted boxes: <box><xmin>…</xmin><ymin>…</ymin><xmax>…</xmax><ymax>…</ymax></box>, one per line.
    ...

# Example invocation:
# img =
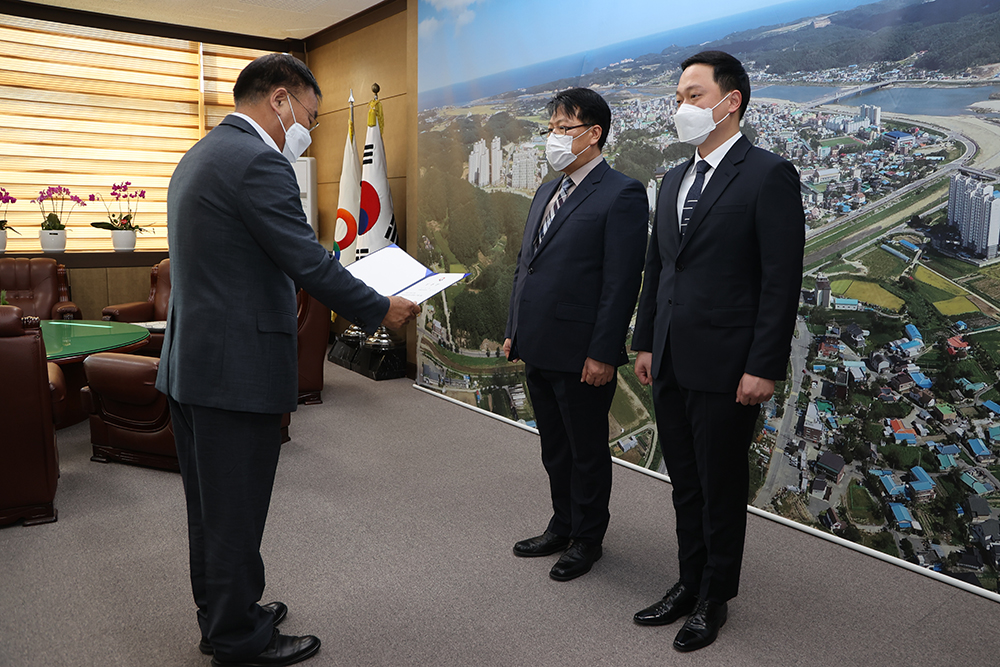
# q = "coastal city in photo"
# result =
<box><xmin>416</xmin><ymin>0</ymin><xmax>1000</xmax><ymax>591</ymax></box>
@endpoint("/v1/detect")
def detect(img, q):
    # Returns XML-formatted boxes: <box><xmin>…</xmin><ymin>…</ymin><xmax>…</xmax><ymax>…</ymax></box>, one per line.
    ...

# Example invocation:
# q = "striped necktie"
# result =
<box><xmin>534</xmin><ymin>177</ymin><xmax>573</xmax><ymax>250</ymax></box>
<box><xmin>680</xmin><ymin>160</ymin><xmax>710</xmax><ymax>237</ymax></box>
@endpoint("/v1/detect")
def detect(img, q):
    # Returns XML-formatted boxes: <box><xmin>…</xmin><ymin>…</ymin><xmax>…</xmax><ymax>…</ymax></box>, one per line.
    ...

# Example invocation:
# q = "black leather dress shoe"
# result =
<box><xmin>211</xmin><ymin>629</ymin><xmax>320</xmax><ymax>667</ymax></box>
<box><xmin>633</xmin><ymin>582</ymin><xmax>697</xmax><ymax>626</ymax></box>
<box><xmin>513</xmin><ymin>530</ymin><xmax>570</xmax><ymax>557</ymax></box>
<box><xmin>548</xmin><ymin>540</ymin><xmax>602</xmax><ymax>581</ymax></box>
<box><xmin>673</xmin><ymin>599</ymin><xmax>728</xmax><ymax>652</ymax></box>
<box><xmin>200</xmin><ymin>601</ymin><xmax>289</xmax><ymax>655</ymax></box>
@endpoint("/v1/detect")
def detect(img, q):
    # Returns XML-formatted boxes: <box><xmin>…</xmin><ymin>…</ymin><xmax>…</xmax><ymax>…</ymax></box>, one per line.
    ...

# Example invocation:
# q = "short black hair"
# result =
<box><xmin>546</xmin><ymin>87</ymin><xmax>611</xmax><ymax>150</ymax></box>
<box><xmin>233</xmin><ymin>53</ymin><xmax>322</xmax><ymax>106</ymax></box>
<box><xmin>681</xmin><ymin>50</ymin><xmax>750</xmax><ymax>119</ymax></box>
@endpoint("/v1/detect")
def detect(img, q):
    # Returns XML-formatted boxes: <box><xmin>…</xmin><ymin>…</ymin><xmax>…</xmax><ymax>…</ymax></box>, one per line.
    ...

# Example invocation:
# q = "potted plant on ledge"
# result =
<box><xmin>0</xmin><ymin>187</ymin><xmax>18</xmax><ymax>254</ymax></box>
<box><xmin>32</xmin><ymin>185</ymin><xmax>87</xmax><ymax>253</ymax></box>
<box><xmin>90</xmin><ymin>182</ymin><xmax>147</xmax><ymax>252</ymax></box>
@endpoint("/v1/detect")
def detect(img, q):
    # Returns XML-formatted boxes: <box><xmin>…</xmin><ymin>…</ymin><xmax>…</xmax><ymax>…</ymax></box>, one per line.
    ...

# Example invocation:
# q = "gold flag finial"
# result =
<box><xmin>368</xmin><ymin>83</ymin><xmax>384</xmax><ymax>132</ymax></box>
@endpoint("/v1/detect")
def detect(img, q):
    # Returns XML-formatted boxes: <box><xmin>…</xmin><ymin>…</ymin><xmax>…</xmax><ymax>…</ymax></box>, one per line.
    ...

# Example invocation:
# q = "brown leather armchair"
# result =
<box><xmin>82</xmin><ymin>353</ymin><xmax>291</xmax><ymax>473</ymax></box>
<box><xmin>102</xmin><ymin>259</ymin><xmax>170</xmax><ymax>353</ymax></box>
<box><xmin>0</xmin><ymin>257</ymin><xmax>80</xmax><ymax>320</ymax></box>
<box><xmin>103</xmin><ymin>263</ymin><xmax>329</xmax><ymax>403</ymax></box>
<box><xmin>297</xmin><ymin>289</ymin><xmax>331</xmax><ymax>405</ymax></box>
<box><xmin>81</xmin><ymin>353</ymin><xmax>178</xmax><ymax>472</ymax></box>
<box><xmin>0</xmin><ymin>305</ymin><xmax>64</xmax><ymax>527</ymax></box>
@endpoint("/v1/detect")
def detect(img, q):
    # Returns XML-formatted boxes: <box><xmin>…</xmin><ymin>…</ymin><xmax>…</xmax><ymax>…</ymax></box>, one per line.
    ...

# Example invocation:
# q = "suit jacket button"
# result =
<box><xmin>528</xmin><ymin>267</ymin><xmax>534</xmax><ymax>274</ymax></box>
<box><xmin>676</xmin><ymin>263</ymin><xmax>684</xmax><ymax>272</ymax></box>
<box><xmin>668</xmin><ymin>299</ymin><xmax>673</xmax><ymax>305</ymax></box>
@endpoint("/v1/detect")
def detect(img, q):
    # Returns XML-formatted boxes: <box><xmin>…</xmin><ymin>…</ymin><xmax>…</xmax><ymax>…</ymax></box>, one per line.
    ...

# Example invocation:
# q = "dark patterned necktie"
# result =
<box><xmin>680</xmin><ymin>160</ymin><xmax>710</xmax><ymax>237</ymax></box>
<box><xmin>534</xmin><ymin>177</ymin><xmax>573</xmax><ymax>250</ymax></box>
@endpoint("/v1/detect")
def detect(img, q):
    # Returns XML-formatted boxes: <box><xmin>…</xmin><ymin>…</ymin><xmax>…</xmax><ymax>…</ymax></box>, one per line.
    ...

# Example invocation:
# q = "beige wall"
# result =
<box><xmin>306</xmin><ymin>0</ymin><xmax>419</xmax><ymax>371</ymax></box>
<box><xmin>307</xmin><ymin>0</ymin><xmax>410</xmax><ymax>251</ymax></box>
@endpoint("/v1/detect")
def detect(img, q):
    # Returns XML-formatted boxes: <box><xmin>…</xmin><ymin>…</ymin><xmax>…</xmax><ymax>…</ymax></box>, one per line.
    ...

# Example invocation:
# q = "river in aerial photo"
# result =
<box><xmin>756</xmin><ymin>83</ymin><xmax>1000</xmax><ymax>118</ymax></box>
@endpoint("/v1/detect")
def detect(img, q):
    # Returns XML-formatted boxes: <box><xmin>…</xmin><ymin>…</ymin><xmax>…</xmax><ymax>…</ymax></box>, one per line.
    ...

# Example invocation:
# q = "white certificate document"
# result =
<box><xmin>346</xmin><ymin>244</ymin><xmax>467</xmax><ymax>303</ymax></box>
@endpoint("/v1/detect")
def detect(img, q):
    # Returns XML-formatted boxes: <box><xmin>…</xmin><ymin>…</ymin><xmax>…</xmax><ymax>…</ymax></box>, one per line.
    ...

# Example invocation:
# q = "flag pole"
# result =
<box><xmin>339</xmin><ymin>87</ymin><xmax>368</xmax><ymax>354</ymax></box>
<box><xmin>349</xmin><ymin>88</ymin><xmax>355</xmax><ymax>142</ymax></box>
<box><xmin>362</xmin><ymin>81</ymin><xmax>397</xmax><ymax>356</ymax></box>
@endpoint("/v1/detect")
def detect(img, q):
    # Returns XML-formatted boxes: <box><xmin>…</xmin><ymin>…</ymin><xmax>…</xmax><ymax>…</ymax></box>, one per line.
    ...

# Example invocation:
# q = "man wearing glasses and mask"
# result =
<box><xmin>504</xmin><ymin>88</ymin><xmax>647</xmax><ymax>582</ymax></box>
<box><xmin>159</xmin><ymin>53</ymin><xmax>418</xmax><ymax>667</ymax></box>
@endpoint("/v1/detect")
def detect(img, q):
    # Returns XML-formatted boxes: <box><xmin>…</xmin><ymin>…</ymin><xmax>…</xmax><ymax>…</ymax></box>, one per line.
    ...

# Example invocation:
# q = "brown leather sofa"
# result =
<box><xmin>297</xmin><ymin>289</ymin><xmax>331</xmax><ymax>404</ymax></box>
<box><xmin>101</xmin><ymin>259</ymin><xmax>170</xmax><ymax>353</ymax></box>
<box><xmin>0</xmin><ymin>257</ymin><xmax>80</xmax><ymax>320</ymax></box>
<box><xmin>0</xmin><ymin>306</ymin><xmax>65</xmax><ymax>527</ymax></box>
<box><xmin>82</xmin><ymin>353</ymin><xmax>291</xmax><ymax>472</ymax></box>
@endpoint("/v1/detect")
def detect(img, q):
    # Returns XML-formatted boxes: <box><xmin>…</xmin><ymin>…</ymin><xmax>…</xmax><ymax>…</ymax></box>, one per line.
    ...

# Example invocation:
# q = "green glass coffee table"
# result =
<box><xmin>41</xmin><ymin>320</ymin><xmax>150</xmax><ymax>427</ymax></box>
<box><xmin>41</xmin><ymin>320</ymin><xmax>150</xmax><ymax>363</ymax></box>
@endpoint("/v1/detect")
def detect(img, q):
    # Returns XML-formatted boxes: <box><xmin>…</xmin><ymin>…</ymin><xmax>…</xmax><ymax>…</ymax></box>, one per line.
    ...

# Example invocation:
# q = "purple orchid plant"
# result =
<box><xmin>90</xmin><ymin>182</ymin><xmax>147</xmax><ymax>232</ymax></box>
<box><xmin>0</xmin><ymin>187</ymin><xmax>18</xmax><ymax>234</ymax></box>
<box><xmin>32</xmin><ymin>185</ymin><xmax>87</xmax><ymax>230</ymax></box>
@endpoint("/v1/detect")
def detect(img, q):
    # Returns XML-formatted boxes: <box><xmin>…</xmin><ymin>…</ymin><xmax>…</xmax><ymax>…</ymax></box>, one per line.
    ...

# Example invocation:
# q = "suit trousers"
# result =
<box><xmin>168</xmin><ymin>397</ymin><xmax>283</xmax><ymax>661</ymax></box>
<box><xmin>525</xmin><ymin>364</ymin><xmax>616</xmax><ymax>544</ymax></box>
<box><xmin>651</xmin><ymin>346</ymin><xmax>760</xmax><ymax>603</ymax></box>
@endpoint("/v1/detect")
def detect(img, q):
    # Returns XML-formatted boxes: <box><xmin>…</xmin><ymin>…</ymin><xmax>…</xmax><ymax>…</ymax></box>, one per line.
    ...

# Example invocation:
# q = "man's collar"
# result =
<box><xmin>693</xmin><ymin>131</ymin><xmax>743</xmax><ymax>170</ymax></box>
<box><xmin>231</xmin><ymin>112</ymin><xmax>281</xmax><ymax>154</ymax></box>
<box><xmin>566</xmin><ymin>154</ymin><xmax>605</xmax><ymax>186</ymax></box>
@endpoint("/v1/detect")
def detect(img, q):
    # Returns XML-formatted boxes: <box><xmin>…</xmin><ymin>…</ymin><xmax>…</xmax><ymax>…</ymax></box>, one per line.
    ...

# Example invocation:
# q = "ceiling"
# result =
<box><xmin>21</xmin><ymin>0</ymin><xmax>385</xmax><ymax>40</ymax></box>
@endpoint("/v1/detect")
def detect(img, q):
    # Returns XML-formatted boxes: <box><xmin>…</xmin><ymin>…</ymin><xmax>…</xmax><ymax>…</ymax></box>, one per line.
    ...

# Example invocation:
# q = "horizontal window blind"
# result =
<box><xmin>0</xmin><ymin>14</ymin><xmax>266</xmax><ymax>253</ymax></box>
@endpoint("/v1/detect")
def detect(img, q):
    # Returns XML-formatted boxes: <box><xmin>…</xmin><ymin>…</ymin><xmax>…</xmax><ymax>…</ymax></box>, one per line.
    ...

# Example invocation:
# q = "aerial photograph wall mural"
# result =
<box><xmin>415</xmin><ymin>0</ymin><xmax>1000</xmax><ymax>593</ymax></box>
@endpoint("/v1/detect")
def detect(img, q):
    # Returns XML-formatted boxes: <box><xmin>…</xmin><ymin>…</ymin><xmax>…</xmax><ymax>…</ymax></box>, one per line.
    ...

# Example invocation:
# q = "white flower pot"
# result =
<box><xmin>39</xmin><ymin>229</ymin><xmax>66</xmax><ymax>253</ymax></box>
<box><xmin>111</xmin><ymin>229</ymin><xmax>136</xmax><ymax>252</ymax></box>
<box><xmin>0</xmin><ymin>229</ymin><xmax>6</xmax><ymax>254</ymax></box>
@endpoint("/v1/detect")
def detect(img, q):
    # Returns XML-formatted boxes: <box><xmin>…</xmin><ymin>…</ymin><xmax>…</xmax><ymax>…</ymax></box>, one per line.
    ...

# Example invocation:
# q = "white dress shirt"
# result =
<box><xmin>675</xmin><ymin>130</ymin><xmax>744</xmax><ymax>230</ymax></box>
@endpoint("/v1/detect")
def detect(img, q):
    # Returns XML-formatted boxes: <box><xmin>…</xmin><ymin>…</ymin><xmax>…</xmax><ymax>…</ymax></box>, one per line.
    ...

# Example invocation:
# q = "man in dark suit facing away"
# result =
<box><xmin>157</xmin><ymin>54</ymin><xmax>419</xmax><ymax>667</ymax></box>
<box><xmin>631</xmin><ymin>51</ymin><xmax>804</xmax><ymax>651</ymax></box>
<box><xmin>504</xmin><ymin>88</ymin><xmax>648</xmax><ymax>582</ymax></box>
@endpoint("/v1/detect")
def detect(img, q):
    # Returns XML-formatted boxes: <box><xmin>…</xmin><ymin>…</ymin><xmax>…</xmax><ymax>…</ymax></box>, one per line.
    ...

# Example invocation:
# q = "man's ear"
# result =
<box><xmin>269</xmin><ymin>87</ymin><xmax>288</xmax><ymax>114</ymax></box>
<box><xmin>727</xmin><ymin>90</ymin><xmax>742</xmax><ymax>116</ymax></box>
<box><xmin>588</xmin><ymin>124</ymin><xmax>602</xmax><ymax>148</ymax></box>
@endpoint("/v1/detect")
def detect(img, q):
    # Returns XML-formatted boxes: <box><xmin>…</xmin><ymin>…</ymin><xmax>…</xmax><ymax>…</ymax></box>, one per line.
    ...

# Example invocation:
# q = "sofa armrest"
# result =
<box><xmin>83</xmin><ymin>353</ymin><xmax>161</xmax><ymax>405</ymax></box>
<box><xmin>102</xmin><ymin>301</ymin><xmax>154</xmax><ymax>322</ymax></box>
<box><xmin>52</xmin><ymin>301</ymin><xmax>81</xmax><ymax>320</ymax></box>
<box><xmin>48</xmin><ymin>362</ymin><xmax>67</xmax><ymax>424</ymax></box>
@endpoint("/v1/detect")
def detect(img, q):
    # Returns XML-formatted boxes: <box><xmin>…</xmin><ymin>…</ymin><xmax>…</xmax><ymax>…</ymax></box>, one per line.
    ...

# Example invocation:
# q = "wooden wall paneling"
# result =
<box><xmin>315</xmin><ymin>181</ymin><xmax>339</xmax><ymax>251</ymax></box>
<box><xmin>307</xmin><ymin>0</ymin><xmax>407</xmax><ymax>108</ymax></box>
<box><xmin>310</xmin><ymin>106</ymin><xmax>360</xmax><ymax>187</ymax></box>
<box><xmin>305</xmin><ymin>0</ymin><xmax>415</xmax><ymax>372</ymax></box>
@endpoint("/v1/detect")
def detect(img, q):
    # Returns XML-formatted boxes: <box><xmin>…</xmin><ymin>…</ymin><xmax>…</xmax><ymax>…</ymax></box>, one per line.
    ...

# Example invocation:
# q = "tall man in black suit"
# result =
<box><xmin>631</xmin><ymin>51</ymin><xmax>804</xmax><ymax>651</ymax></box>
<box><xmin>504</xmin><ymin>88</ymin><xmax>648</xmax><ymax>582</ymax></box>
<box><xmin>157</xmin><ymin>54</ymin><xmax>419</xmax><ymax>667</ymax></box>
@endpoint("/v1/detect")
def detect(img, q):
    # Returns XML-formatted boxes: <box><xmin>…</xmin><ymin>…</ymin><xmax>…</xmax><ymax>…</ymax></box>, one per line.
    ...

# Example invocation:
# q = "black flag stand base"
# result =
<box><xmin>328</xmin><ymin>324</ymin><xmax>365</xmax><ymax>370</ymax></box>
<box><xmin>329</xmin><ymin>325</ymin><xmax>406</xmax><ymax>381</ymax></box>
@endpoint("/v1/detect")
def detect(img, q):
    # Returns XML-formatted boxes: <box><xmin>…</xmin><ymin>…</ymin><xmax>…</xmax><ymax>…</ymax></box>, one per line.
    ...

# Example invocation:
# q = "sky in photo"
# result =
<box><xmin>418</xmin><ymin>0</ymin><xmax>877</xmax><ymax>91</ymax></box>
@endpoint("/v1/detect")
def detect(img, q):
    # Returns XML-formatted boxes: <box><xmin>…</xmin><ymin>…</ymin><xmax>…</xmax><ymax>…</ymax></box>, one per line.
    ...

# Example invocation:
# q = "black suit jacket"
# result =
<box><xmin>156</xmin><ymin>115</ymin><xmax>390</xmax><ymax>414</ymax></box>
<box><xmin>505</xmin><ymin>160</ymin><xmax>648</xmax><ymax>373</ymax></box>
<box><xmin>632</xmin><ymin>135</ymin><xmax>804</xmax><ymax>392</ymax></box>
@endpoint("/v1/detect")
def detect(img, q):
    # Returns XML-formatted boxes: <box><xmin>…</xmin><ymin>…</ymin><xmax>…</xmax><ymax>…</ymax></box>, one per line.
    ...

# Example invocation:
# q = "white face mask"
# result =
<box><xmin>277</xmin><ymin>98</ymin><xmax>312</xmax><ymax>164</ymax></box>
<box><xmin>545</xmin><ymin>126</ymin><xmax>592</xmax><ymax>171</ymax></box>
<box><xmin>673</xmin><ymin>91</ymin><xmax>733</xmax><ymax>146</ymax></box>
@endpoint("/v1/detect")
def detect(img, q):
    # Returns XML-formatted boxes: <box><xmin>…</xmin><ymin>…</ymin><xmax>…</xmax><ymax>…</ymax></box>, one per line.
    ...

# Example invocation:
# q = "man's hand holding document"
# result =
<box><xmin>346</xmin><ymin>244</ymin><xmax>468</xmax><ymax>303</ymax></box>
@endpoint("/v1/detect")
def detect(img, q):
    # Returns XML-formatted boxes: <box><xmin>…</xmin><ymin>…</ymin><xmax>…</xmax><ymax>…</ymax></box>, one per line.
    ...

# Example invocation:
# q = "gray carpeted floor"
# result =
<box><xmin>2</xmin><ymin>363</ymin><xmax>999</xmax><ymax>667</ymax></box>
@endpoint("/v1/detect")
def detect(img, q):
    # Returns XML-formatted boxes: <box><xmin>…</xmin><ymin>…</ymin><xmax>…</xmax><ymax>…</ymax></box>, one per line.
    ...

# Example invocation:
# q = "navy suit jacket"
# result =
<box><xmin>505</xmin><ymin>160</ymin><xmax>648</xmax><ymax>373</ymax></box>
<box><xmin>632</xmin><ymin>135</ymin><xmax>804</xmax><ymax>392</ymax></box>
<box><xmin>156</xmin><ymin>115</ymin><xmax>390</xmax><ymax>414</ymax></box>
